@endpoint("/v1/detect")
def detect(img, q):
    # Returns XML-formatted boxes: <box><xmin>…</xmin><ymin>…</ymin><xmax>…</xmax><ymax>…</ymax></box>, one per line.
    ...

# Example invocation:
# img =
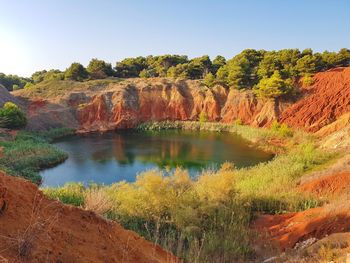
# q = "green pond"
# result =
<box><xmin>41</xmin><ymin>130</ymin><xmax>274</xmax><ymax>187</ymax></box>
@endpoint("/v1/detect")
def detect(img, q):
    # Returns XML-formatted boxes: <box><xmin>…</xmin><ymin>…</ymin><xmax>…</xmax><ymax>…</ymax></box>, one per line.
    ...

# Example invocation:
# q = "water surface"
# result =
<box><xmin>41</xmin><ymin>130</ymin><xmax>273</xmax><ymax>187</ymax></box>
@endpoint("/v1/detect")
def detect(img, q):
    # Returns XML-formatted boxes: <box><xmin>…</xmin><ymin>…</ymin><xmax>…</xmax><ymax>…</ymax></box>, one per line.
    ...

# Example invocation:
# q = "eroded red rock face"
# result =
<box><xmin>17</xmin><ymin>68</ymin><xmax>350</xmax><ymax>133</ymax></box>
<box><xmin>75</xmin><ymin>81</ymin><xmax>235</xmax><ymax>132</ymax></box>
<box><xmin>74</xmin><ymin>80</ymin><xmax>285</xmax><ymax>133</ymax></box>
<box><xmin>280</xmin><ymin>67</ymin><xmax>350</xmax><ymax>132</ymax></box>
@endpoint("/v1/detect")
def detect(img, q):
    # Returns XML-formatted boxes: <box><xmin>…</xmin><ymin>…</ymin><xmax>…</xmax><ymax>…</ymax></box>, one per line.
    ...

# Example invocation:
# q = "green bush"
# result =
<box><xmin>43</xmin><ymin>183</ymin><xmax>85</xmax><ymax>206</ymax></box>
<box><xmin>0</xmin><ymin>102</ymin><xmax>27</xmax><ymax>129</ymax></box>
<box><xmin>302</xmin><ymin>74</ymin><xmax>315</xmax><ymax>86</ymax></box>
<box><xmin>203</xmin><ymin>72</ymin><xmax>215</xmax><ymax>87</ymax></box>
<box><xmin>270</xmin><ymin>120</ymin><xmax>293</xmax><ymax>137</ymax></box>
<box><xmin>199</xmin><ymin>111</ymin><xmax>208</xmax><ymax>123</ymax></box>
<box><xmin>233</xmin><ymin>118</ymin><xmax>242</xmax><ymax>125</ymax></box>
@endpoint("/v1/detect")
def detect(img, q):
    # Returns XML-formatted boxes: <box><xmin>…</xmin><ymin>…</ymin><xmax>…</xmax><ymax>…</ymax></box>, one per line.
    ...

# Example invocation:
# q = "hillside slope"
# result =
<box><xmin>13</xmin><ymin>68</ymin><xmax>350</xmax><ymax>135</ymax></box>
<box><xmin>14</xmin><ymin>78</ymin><xmax>291</xmax><ymax>132</ymax></box>
<box><xmin>0</xmin><ymin>172</ymin><xmax>179</xmax><ymax>262</ymax></box>
<box><xmin>280</xmin><ymin>67</ymin><xmax>350</xmax><ymax>132</ymax></box>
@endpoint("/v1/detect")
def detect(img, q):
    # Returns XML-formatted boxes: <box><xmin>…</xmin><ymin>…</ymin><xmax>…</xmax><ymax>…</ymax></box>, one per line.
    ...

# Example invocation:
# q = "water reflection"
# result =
<box><xmin>41</xmin><ymin>130</ymin><xmax>274</xmax><ymax>187</ymax></box>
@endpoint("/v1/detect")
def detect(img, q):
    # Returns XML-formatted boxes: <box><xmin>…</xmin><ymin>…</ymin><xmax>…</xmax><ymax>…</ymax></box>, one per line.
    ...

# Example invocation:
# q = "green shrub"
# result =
<box><xmin>203</xmin><ymin>72</ymin><xmax>215</xmax><ymax>87</ymax></box>
<box><xmin>302</xmin><ymin>74</ymin><xmax>315</xmax><ymax>86</ymax></box>
<box><xmin>0</xmin><ymin>102</ymin><xmax>27</xmax><ymax>129</ymax></box>
<box><xmin>199</xmin><ymin>111</ymin><xmax>208</xmax><ymax>123</ymax></box>
<box><xmin>43</xmin><ymin>183</ymin><xmax>85</xmax><ymax>206</ymax></box>
<box><xmin>270</xmin><ymin>120</ymin><xmax>293</xmax><ymax>137</ymax></box>
<box><xmin>233</xmin><ymin>118</ymin><xmax>242</xmax><ymax>125</ymax></box>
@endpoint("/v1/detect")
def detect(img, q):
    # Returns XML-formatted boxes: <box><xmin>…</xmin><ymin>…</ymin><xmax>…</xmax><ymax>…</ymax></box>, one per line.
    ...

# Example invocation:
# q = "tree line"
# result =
<box><xmin>1</xmin><ymin>48</ymin><xmax>350</xmax><ymax>98</ymax></box>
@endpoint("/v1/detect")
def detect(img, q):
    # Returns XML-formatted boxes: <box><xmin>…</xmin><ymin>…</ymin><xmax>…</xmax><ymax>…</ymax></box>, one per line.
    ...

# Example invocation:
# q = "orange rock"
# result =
<box><xmin>280</xmin><ymin>67</ymin><xmax>350</xmax><ymax>132</ymax></box>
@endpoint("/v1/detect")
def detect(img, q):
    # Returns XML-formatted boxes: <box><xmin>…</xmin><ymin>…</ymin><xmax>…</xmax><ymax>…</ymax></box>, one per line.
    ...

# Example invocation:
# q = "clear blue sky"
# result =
<box><xmin>1</xmin><ymin>0</ymin><xmax>349</xmax><ymax>76</ymax></box>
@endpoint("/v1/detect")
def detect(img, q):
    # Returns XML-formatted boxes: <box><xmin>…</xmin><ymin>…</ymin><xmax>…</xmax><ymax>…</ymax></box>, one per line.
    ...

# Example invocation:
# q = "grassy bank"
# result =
<box><xmin>138</xmin><ymin>120</ymin><xmax>310</xmax><ymax>153</ymax></box>
<box><xmin>0</xmin><ymin>128</ymin><xmax>74</xmax><ymax>184</ymax></box>
<box><xmin>43</xmin><ymin>122</ymin><xmax>333</xmax><ymax>262</ymax></box>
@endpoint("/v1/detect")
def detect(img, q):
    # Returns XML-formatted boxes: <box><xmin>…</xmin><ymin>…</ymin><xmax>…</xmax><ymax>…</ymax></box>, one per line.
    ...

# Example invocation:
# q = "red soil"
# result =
<box><xmin>253</xmin><ymin>172</ymin><xmax>350</xmax><ymax>250</ymax></box>
<box><xmin>28</xmin><ymin>99</ymin><xmax>47</xmax><ymax>115</ymax></box>
<box><xmin>0</xmin><ymin>172</ymin><xmax>180</xmax><ymax>263</ymax></box>
<box><xmin>280</xmin><ymin>67</ymin><xmax>350</xmax><ymax>132</ymax></box>
<box><xmin>299</xmin><ymin>172</ymin><xmax>350</xmax><ymax>197</ymax></box>
<box><xmin>253</xmin><ymin>207</ymin><xmax>350</xmax><ymax>250</ymax></box>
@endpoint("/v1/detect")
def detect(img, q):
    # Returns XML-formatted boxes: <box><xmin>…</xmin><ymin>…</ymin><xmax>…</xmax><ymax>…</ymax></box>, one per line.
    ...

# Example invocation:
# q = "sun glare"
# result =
<box><xmin>0</xmin><ymin>28</ymin><xmax>31</xmax><ymax>76</ymax></box>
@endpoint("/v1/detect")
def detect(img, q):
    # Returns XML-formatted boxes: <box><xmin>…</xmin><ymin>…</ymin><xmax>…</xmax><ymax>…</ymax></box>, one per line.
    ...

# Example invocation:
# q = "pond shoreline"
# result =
<box><xmin>40</xmin><ymin>125</ymin><xmax>274</xmax><ymax>187</ymax></box>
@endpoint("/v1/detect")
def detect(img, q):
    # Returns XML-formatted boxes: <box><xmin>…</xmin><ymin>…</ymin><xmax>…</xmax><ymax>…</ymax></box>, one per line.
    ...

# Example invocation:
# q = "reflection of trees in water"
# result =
<box><xmin>112</xmin><ymin>134</ymin><xmax>135</xmax><ymax>165</ymax></box>
<box><xmin>62</xmin><ymin>130</ymin><xmax>273</xmax><ymax>170</ymax></box>
<box><xmin>111</xmin><ymin>131</ymin><xmax>217</xmax><ymax>169</ymax></box>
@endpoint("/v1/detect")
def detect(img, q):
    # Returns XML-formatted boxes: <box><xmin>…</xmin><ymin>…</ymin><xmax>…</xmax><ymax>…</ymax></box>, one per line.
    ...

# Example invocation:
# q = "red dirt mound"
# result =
<box><xmin>299</xmin><ymin>172</ymin><xmax>350</xmax><ymax>197</ymax></box>
<box><xmin>280</xmin><ymin>67</ymin><xmax>350</xmax><ymax>132</ymax></box>
<box><xmin>0</xmin><ymin>172</ymin><xmax>180</xmax><ymax>263</ymax></box>
<box><xmin>253</xmin><ymin>206</ymin><xmax>350</xmax><ymax>250</ymax></box>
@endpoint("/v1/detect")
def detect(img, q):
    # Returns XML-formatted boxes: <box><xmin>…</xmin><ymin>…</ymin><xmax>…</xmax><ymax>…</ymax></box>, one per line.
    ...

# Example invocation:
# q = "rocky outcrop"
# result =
<box><xmin>280</xmin><ymin>67</ymin><xmax>350</xmax><ymax>132</ymax></box>
<box><xmin>16</xmin><ymin>78</ymin><xmax>290</xmax><ymax>132</ymax></box>
<box><xmin>12</xmin><ymin>67</ymin><xmax>350</xmax><ymax>134</ymax></box>
<box><xmin>72</xmin><ymin>81</ymin><xmax>293</xmax><ymax>133</ymax></box>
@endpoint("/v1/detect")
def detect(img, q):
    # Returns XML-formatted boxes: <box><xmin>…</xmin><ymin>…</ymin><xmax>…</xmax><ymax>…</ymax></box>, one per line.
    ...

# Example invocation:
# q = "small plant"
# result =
<box><xmin>0</xmin><ymin>102</ymin><xmax>27</xmax><ymax>129</ymax></box>
<box><xmin>233</xmin><ymin>118</ymin><xmax>242</xmax><ymax>125</ymax></box>
<box><xmin>270</xmin><ymin>120</ymin><xmax>293</xmax><ymax>137</ymax></box>
<box><xmin>302</xmin><ymin>74</ymin><xmax>315</xmax><ymax>87</ymax></box>
<box><xmin>43</xmin><ymin>183</ymin><xmax>85</xmax><ymax>206</ymax></box>
<box><xmin>203</xmin><ymin>72</ymin><xmax>215</xmax><ymax>87</ymax></box>
<box><xmin>84</xmin><ymin>187</ymin><xmax>112</xmax><ymax>215</ymax></box>
<box><xmin>318</xmin><ymin>243</ymin><xmax>336</xmax><ymax>262</ymax></box>
<box><xmin>199</xmin><ymin>111</ymin><xmax>208</xmax><ymax>123</ymax></box>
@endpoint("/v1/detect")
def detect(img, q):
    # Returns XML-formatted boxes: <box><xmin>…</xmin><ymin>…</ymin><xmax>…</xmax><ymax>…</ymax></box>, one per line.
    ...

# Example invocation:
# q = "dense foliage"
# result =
<box><xmin>2</xmin><ymin>48</ymin><xmax>350</xmax><ymax>98</ymax></box>
<box><xmin>0</xmin><ymin>73</ymin><xmax>30</xmax><ymax>91</ymax></box>
<box><xmin>0</xmin><ymin>102</ymin><xmax>27</xmax><ymax>129</ymax></box>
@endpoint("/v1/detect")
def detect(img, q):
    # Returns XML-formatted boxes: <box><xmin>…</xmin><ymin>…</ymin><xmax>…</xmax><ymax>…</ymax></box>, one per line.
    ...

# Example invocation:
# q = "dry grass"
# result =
<box><xmin>0</xmin><ymin>191</ymin><xmax>58</xmax><ymax>260</ymax></box>
<box><xmin>84</xmin><ymin>188</ymin><xmax>112</xmax><ymax>215</ymax></box>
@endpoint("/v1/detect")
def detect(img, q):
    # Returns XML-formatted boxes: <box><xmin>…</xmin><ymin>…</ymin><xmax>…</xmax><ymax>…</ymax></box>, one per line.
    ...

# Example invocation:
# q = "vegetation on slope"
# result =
<box><xmin>3</xmin><ymin>48</ymin><xmax>350</xmax><ymax>99</ymax></box>
<box><xmin>0</xmin><ymin>128</ymin><xmax>73</xmax><ymax>184</ymax></box>
<box><xmin>0</xmin><ymin>102</ymin><xmax>27</xmax><ymax>129</ymax></box>
<box><xmin>43</xmin><ymin>122</ymin><xmax>332</xmax><ymax>262</ymax></box>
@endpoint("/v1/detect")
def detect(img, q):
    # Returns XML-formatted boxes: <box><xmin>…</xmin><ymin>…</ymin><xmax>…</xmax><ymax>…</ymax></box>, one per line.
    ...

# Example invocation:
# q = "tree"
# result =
<box><xmin>64</xmin><ymin>63</ymin><xmax>88</xmax><ymax>81</ymax></box>
<box><xmin>0</xmin><ymin>73</ymin><xmax>30</xmax><ymax>91</ymax></box>
<box><xmin>31</xmin><ymin>70</ymin><xmax>48</xmax><ymax>83</ymax></box>
<box><xmin>203</xmin><ymin>73</ymin><xmax>215</xmax><ymax>87</ymax></box>
<box><xmin>227</xmin><ymin>61</ymin><xmax>247</xmax><ymax>89</ymax></box>
<box><xmin>87</xmin><ymin>58</ymin><xmax>114</xmax><ymax>79</ymax></box>
<box><xmin>115</xmin><ymin>57</ymin><xmax>147</xmax><ymax>78</ymax></box>
<box><xmin>212</xmin><ymin>55</ymin><xmax>226</xmax><ymax>75</ymax></box>
<box><xmin>188</xmin><ymin>55</ymin><xmax>212</xmax><ymax>79</ymax></box>
<box><xmin>295</xmin><ymin>54</ymin><xmax>321</xmax><ymax>75</ymax></box>
<box><xmin>225</xmin><ymin>49</ymin><xmax>264</xmax><ymax>89</ymax></box>
<box><xmin>32</xmin><ymin>69</ymin><xmax>64</xmax><ymax>83</ymax></box>
<box><xmin>167</xmin><ymin>64</ymin><xmax>189</xmax><ymax>79</ymax></box>
<box><xmin>216</xmin><ymin>66</ymin><xmax>229</xmax><ymax>85</ymax></box>
<box><xmin>139</xmin><ymin>68</ymin><xmax>157</xmax><ymax>78</ymax></box>
<box><xmin>146</xmin><ymin>55</ymin><xmax>188</xmax><ymax>77</ymax></box>
<box><xmin>337</xmin><ymin>48</ymin><xmax>350</xmax><ymax>66</ymax></box>
<box><xmin>254</xmin><ymin>70</ymin><xmax>293</xmax><ymax>99</ymax></box>
<box><xmin>257</xmin><ymin>51</ymin><xmax>282</xmax><ymax>79</ymax></box>
<box><xmin>0</xmin><ymin>102</ymin><xmax>27</xmax><ymax>129</ymax></box>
